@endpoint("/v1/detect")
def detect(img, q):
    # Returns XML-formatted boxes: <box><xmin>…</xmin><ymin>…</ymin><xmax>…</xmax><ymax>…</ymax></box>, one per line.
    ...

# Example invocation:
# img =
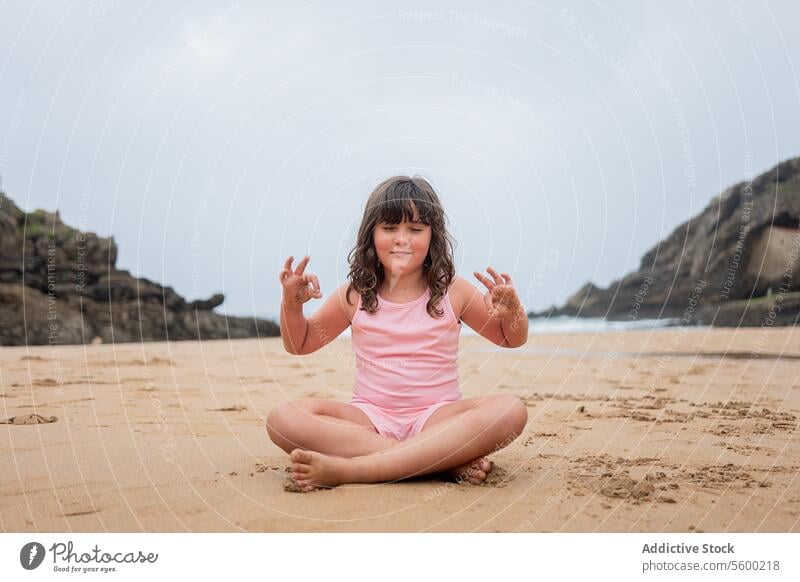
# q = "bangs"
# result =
<box><xmin>373</xmin><ymin>181</ymin><xmax>435</xmax><ymax>225</ymax></box>
<box><xmin>349</xmin><ymin>173</ymin><xmax>455</xmax><ymax>317</ymax></box>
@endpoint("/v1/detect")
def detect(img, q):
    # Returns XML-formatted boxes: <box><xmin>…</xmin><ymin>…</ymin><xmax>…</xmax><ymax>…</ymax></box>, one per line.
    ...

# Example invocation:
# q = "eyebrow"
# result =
<box><xmin>380</xmin><ymin>219</ymin><xmax>427</xmax><ymax>225</ymax></box>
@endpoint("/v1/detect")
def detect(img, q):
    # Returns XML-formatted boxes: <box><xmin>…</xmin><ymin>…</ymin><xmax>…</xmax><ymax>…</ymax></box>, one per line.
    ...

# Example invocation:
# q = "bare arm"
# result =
<box><xmin>278</xmin><ymin>255</ymin><xmax>319</xmax><ymax>355</ymax></box>
<box><xmin>280</xmin><ymin>301</ymin><xmax>308</xmax><ymax>355</ymax></box>
<box><xmin>281</xmin><ymin>284</ymin><xmax>353</xmax><ymax>355</ymax></box>
<box><xmin>459</xmin><ymin>270</ymin><xmax>528</xmax><ymax>348</ymax></box>
<box><xmin>499</xmin><ymin>305</ymin><xmax>528</xmax><ymax>347</ymax></box>
<box><xmin>458</xmin><ymin>277</ymin><xmax>505</xmax><ymax>346</ymax></box>
<box><xmin>278</xmin><ymin>255</ymin><xmax>353</xmax><ymax>355</ymax></box>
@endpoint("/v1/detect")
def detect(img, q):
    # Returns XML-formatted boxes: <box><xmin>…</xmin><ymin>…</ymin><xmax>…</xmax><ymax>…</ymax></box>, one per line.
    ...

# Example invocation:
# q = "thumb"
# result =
<box><xmin>484</xmin><ymin>291</ymin><xmax>495</xmax><ymax>315</ymax></box>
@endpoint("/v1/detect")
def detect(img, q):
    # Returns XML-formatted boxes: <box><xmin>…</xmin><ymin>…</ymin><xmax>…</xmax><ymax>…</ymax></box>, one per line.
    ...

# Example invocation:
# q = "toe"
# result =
<box><xmin>460</xmin><ymin>467</ymin><xmax>485</xmax><ymax>485</ymax></box>
<box><xmin>469</xmin><ymin>468</ymin><xmax>487</xmax><ymax>482</ymax></box>
<box><xmin>294</xmin><ymin>477</ymin><xmax>318</xmax><ymax>492</ymax></box>
<box><xmin>467</xmin><ymin>457</ymin><xmax>490</xmax><ymax>472</ymax></box>
<box><xmin>290</xmin><ymin>449</ymin><xmax>313</xmax><ymax>464</ymax></box>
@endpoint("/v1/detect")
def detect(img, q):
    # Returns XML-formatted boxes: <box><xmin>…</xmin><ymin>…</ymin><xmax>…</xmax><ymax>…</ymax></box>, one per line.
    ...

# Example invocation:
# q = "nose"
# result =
<box><xmin>394</xmin><ymin>230</ymin><xmax>411</xmax><ymax>245</ymax></box>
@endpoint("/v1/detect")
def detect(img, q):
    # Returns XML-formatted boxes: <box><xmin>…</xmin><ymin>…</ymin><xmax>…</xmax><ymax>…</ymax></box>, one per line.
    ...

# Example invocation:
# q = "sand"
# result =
<box><xmin>1</xmin><ymin>327</ymin><xmax>799</xmax><ymax>532</ymax></box>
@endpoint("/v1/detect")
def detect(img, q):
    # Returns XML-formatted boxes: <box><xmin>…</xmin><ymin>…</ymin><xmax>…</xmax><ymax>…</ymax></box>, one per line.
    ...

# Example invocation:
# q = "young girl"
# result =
<box><xmin>267</xmin><ymin>176</ymin><xmax>529</xmax><ymax>491</ymax></box>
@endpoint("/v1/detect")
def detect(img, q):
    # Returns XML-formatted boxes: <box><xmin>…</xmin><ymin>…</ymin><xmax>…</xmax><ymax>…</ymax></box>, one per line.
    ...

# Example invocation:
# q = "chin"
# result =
<box><xmin>386</xmin><ymin>262</ymin><xmax>414</xmax><ymax>273</ymax></box>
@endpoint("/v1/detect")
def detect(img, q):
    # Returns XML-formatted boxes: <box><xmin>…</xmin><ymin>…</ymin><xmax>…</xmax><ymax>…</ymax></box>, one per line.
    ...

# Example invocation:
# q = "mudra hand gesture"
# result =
<box><xmin>280</xmin><ymin>255</ymin><xmax>322</xmax><ymax>307</ymax></box>
<box><xmin>473</xmin><ymin>267</ymin><xmax>523</xmax><ymax>318</ymax></box>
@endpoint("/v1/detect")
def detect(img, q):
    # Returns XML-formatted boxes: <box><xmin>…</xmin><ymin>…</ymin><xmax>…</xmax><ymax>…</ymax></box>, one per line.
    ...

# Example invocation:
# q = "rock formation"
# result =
<box><xmin>0</xmin><ymin>192</ymin><xmax>279</xmax><ymax>345</ymax></box>
<box><xmin>532</xmin><ymin>157</ymin><xmax>800</xmax><ymax>327</ymax></box>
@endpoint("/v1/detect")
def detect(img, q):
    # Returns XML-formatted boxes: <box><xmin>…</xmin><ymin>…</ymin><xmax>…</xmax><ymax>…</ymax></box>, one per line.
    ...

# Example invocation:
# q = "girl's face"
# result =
<box><xmin>373</xmin><ymin>218</ymin><xmax>432</xmax><ymax>278</ymax></box>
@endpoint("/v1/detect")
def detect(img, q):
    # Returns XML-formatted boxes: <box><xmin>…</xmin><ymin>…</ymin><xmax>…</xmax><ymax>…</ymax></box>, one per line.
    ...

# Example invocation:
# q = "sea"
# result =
<box><xmin>334</xmin><ymin>315</ymin><xmax>691</xmax><ymax>337</ymax></box>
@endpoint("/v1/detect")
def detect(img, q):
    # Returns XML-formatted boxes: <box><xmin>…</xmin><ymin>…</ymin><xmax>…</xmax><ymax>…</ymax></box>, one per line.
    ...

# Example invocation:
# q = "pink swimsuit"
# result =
<box><xmin>349</xmin><ymin>286</ymin><xmax>462</xmax><ymax>441</ymax></box>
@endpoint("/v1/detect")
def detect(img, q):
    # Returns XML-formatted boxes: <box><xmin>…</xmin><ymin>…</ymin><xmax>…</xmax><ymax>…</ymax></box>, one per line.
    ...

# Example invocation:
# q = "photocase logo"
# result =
<box><xmin>20</xmin><ymin>542</ymin><xmax>46</xmax><ymax>570</ymax></box>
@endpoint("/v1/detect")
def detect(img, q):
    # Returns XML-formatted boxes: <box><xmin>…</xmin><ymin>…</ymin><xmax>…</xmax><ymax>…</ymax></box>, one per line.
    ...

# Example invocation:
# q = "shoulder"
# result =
<box><xmin>335</xmin><ymin>282</ymin><xmax>360</xmax><ymax>322</ymax></box>
<box><xmin>447</xmin><ymin>276</ymin><xmax>476</xmax><ymax>320</ymax></box>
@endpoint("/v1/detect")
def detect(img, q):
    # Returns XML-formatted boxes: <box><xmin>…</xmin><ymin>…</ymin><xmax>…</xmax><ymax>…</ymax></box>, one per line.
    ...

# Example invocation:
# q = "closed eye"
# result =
<box><xmin>382</xmin><ymin>226</ymin><xmax>424</xmax><ymax>232</ymax></box>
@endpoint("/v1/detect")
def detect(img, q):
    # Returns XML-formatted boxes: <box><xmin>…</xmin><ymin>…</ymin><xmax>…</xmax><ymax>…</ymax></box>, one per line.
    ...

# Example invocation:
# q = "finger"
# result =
<box><xmin>290</xmin><ymin>274</ymin><xmax>307</xmax><ymax>299</ymax></box>
<box><xmin>486</xmin><ymin>267</ymin><xmax>504</xmax><ymax>286</ymax></box>
<box><xmin>483</xmin><ymin>291</ymin><xmax>495</xmax><ymax>316</ymax></box>
<box><xmin>473</xmin><ymin>271</ymin><xmax>495</xmax><ymax>290</ymax></box>
<box><xmin>307</xmin><ymin>274</ymin><xmax>322</xmax><ymax>298</ymax></box>
<box><xmin>294</xmin><ymin>255</ymin><xmax>310</xmax><ymax>276</ymax></box>
<box><xmin>284</xmin><ymin>256</ymin><xmax>294</xmax><ymax>271</ymax></box>
<box><xmin>501</xmin><ymin>272</ymin><xmax>513</xmax><ymax>285</ymax></box>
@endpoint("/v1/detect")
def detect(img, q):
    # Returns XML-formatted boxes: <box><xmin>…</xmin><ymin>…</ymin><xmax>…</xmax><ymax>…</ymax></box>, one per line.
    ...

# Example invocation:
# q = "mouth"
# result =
<box><xmin>391</xmin><ymin>252</ymin><xmax>412</xmax><ymax>255</ymax></box>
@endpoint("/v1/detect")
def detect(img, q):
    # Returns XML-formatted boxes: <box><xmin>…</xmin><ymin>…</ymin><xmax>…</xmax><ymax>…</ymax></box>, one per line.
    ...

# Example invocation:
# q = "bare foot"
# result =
<box><xmin>289</xmin><ymin>448</ymin><xmax>351</xmax><ymax>492</ymax></box>
<box><xmin>442</xmin><ymin>457</ymin><xmax>493</xmax><ymax>485</ymax></box>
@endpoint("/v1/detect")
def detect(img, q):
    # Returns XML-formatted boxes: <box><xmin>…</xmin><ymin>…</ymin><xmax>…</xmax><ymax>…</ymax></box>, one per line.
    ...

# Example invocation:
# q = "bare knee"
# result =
<box><xmin>502</xmin><ymin>395</ymin><xmax>528</xmax><ymax>435</ymax></box>
<box><xmin>265</xmin><ymin>399</ymin><xmax>319</xmax><ymax>447</ymax></box>
<box><xmin>265</xmin><ymin>403</ymin><xmax>290</xmax><ymax>447</ymax></box>
<box><xmin>486</xmin><ymin>394</ymin><xmax>528</xmax><ymax>443</ymax></box>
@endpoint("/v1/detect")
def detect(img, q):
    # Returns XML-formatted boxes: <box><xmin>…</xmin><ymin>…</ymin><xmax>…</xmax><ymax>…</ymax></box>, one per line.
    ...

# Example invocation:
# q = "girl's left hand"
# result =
<box><xmin>473</xmin><ymin>267</ymin><xmax>523</xmax><ymax>318</ymax></box>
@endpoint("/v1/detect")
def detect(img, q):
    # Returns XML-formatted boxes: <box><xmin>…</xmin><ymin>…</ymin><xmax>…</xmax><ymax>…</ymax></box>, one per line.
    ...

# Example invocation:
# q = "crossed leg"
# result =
<box><xmin>266</xmin><ymin>398</ymin><xmax>398</xmax><ymax>458</ymax></box>
<box><xmin>267</xmin><ymin>397</ymin><xmax>493</xmax><ymax>484</ymax></box>
<box><xmin>266</xmin><ymin>395</ymin><xmax>527</xmax><ymax>490</ymax></box>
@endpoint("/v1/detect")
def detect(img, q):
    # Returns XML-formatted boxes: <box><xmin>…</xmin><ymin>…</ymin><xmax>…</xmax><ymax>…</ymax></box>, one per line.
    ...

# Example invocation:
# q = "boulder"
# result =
<box><xmin>533</xmin><ymin>157</ymin><xmax>800</xmax><ymax>326</ymax></box>
<box><xmin>0</xmin><ymin>192</ymin><xmax>279</xmax><ymax>345</ymax></box>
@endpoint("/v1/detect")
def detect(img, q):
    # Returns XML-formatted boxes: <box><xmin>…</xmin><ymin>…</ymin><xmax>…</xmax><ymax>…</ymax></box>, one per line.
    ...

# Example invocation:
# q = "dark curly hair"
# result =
<box><xmin>346</xmin><ymin>176</ymin><xmax>456</xmax><ymax>318</ymax></box>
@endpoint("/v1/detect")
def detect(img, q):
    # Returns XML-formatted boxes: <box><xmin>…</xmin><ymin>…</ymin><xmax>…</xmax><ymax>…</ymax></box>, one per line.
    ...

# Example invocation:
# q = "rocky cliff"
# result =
<box><xmin>0</xmin><ymin>193</ymin><xmax>279</xmax><ymax>345</ymax></box>
<box><xmin>533</xmin><ymin>157</ymin><xmax>800</xmax><ymax>327</ymax></box>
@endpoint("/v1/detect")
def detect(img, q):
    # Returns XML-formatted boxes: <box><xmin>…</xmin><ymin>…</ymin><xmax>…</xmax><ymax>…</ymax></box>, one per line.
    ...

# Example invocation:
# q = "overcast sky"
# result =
<box><xmin>1</xmin><ymin>0</ymin><xmax>798</xmax><ymax>320</ymax></box>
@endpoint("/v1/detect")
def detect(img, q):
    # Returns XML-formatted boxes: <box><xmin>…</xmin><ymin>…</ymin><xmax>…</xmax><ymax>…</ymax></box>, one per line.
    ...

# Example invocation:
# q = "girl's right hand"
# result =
<box><xmin>279</xmin><ymin>255</ymin><xmax>322</xmax><ymax>307</ymax></box>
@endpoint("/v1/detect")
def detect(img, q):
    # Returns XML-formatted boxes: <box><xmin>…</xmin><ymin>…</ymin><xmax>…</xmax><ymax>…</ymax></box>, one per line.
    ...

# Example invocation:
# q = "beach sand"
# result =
<box><xmin>1</xmin><ymin>327</ymin><xmax>799</xmax><ymax>532</ymax></box>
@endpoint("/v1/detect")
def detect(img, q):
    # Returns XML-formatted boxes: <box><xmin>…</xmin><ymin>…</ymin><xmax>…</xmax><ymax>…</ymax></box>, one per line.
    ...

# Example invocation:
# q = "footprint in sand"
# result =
<box><xmin>1</xmin><ymin>414</ymin><xmax>58</xmax><ymax>425</ymax></box>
